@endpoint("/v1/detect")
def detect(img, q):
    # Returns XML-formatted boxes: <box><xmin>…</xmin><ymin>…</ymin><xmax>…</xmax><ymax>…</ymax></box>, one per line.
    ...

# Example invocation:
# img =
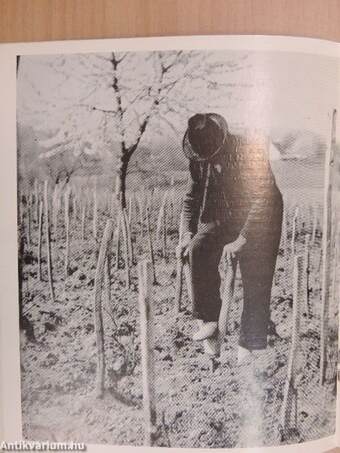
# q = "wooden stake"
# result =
<box><xmin>123</xmin><ymin>207</ymin><xmax>134</xmax><ymax>266</ymax></box>
<box><xmin>174</xmin><ymin>255</ymin><xmax>184</xmax><ymax>313</ymax></box>
<box><xmin>109</xmin><ymin>192</ymin><xmax>115</xmax><ymax>218</ymax></box>
<box><xmin>156</xmin><ymin>191</ymin><xmax>168</xmax><ymax>240</ymax></box>
<box><xmin>137</xmin><ymin>260</ymin><xmax>157</xmax><ymax>446</ymax></box>
<box><xmin>320</xmin><ymin>108</ymin><xmax>337</xmax><ymax>385</ymax></box>
<box><xmin>94</xmin><ymin>219</ymin><xmax>114</xmax><ymax>398</ymax></box>
<box><xmin>291</xmin><ymin>207</ymin><xmax>299</xmax><ymax>257</ymax></box>
<box><xmin>162</xmin><ymin>207</ymin><xmax>167</xmax><ymax>260</ymax></box>
<box><xmin>44</xmin><ymin>181</ymin><xmax>55</xmax><ymax>303</ymax></box>
<box><xmin>216</xmin><ymin>253</ymin><xmax>237</xmax><ymax>352</ymax></box>
<box><xmin>64</xmin><ymin>187</ymin><xmax>70</xmax><ymax>279</ymax></box>
<box><xmin>26</xmin><ymin>195</ymin><xmax>31</xmax><ymax>248</ymax></box>
<box><xmin>128</xmin><ymin>195</ymin><xmax>133</xmax><ymax>226</ymax></box>
<box><xmin>121</xmin><ymin>207</ymin><xmax>131</xmax><ymax>288</ymax></box>
<box><xmin>34</xmin><ymin>179</ymin><xmax>39</xmax><ymax>224</ymax></box>
<box><xmin>72</xmin><ymin>191</ymin><xmax>78</xmax><ymax>223</ymax></box>
<box><xmin>330</xmin><ymin>240</ymin><xmax>338</xmax><ymax>315</ymax></box>
<box><xmin>137</xmin><ymin>193</ymin><xmax>145</xmax><ymax>244</ymax></box>
<box><xmin>115</xmin><ymin>209</ymin><xmax>122</xmax><ymax>270</ymax></box>
<box><xmin>174</xmin><ymin>214</ymin><xmax>185</xmax><ymax>313</ymax></box>
<box><xmin>37</xmin><ymin>200</ymin><xmax>43</xmax><ymax>282</ymax></box>
<box><xmin>311</xmin><ymin>208</ymin><xmax>317</xmax><ymax>245</ymax></box>
<box><xmin>52</xmin><ymin>183</ymin><xmax>61</xmax><ymax>231</ymax></box>
<box><xmin>81</xmin><ymin>199</ymin><xmax>86</xmax><ymax>241</ymax></box>
<box><xmin>146</xmin><ymin>206</ymin><xmax>157</xmax><ymax>285</ymax></box>
<box><xmin>282</xmin><ymin>208</ymin><xmax>288</xmax><ymax>255</ymax></box>
<box><xmin>104</xmin><ymin>255</ymin><xmax>112</xmax><ymax>306</ymax></box>
<box><xmin>279</xmin><ymin>255</ymin><xmax>303</xmax><ymax>436</ymax></box>
<box><xmin>93</xmin><ymin>186</ymin><xmax>98</xmax><ymax>240</ymax></box>
<box><xmin>304</xmin><ymin>234</ymin><xmax>311</xmax><ymax>317</ymax></box>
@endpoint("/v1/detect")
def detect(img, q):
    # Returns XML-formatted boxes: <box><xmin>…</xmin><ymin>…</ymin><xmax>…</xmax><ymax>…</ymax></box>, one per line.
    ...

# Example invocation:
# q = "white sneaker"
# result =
<box><xmin>193</xmin><ymin>321</ymin><xmax>218</xmax><ymax>341</ymax></box>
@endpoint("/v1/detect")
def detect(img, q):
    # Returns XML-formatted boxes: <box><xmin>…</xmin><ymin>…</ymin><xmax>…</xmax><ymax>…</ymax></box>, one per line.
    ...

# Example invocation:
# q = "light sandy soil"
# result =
<box><xmin>19</xmin><ymin>199</ymin><xmax>338</xmax><ymax>448</ymax></box>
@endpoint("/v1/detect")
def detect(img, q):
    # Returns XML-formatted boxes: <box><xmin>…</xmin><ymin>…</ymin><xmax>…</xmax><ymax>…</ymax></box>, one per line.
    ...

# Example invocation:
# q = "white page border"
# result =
<box><xmin>0</xmin><ymin>34</ymin><xmax>339</xmax><ymax>453</ymax></box>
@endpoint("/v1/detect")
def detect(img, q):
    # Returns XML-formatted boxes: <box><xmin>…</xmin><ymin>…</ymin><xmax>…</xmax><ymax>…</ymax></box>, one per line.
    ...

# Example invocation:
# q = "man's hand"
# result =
<box><xmin>222</xmin><ymin>234</ymin><xmax>246</xmax><ymax>260</ymax></box>
<box><xmin>176</xmin><ymin>232</ymin><xmax>193</xmax><ymax>261</ymax></box>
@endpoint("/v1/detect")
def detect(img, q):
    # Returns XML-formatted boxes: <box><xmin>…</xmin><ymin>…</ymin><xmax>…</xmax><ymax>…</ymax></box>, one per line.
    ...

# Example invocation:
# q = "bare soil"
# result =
<box><xmin>19</xmin><ymin>199</ymin><xmax>338</xmax><ymax>448</ymax></box>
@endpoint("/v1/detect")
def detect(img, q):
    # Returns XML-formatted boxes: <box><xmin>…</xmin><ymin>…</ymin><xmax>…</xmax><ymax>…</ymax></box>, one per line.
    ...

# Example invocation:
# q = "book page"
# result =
<box><xmin>0</xmin><ymin>35</ymin><xmax>339</xmax><ymax>452</ymax></box>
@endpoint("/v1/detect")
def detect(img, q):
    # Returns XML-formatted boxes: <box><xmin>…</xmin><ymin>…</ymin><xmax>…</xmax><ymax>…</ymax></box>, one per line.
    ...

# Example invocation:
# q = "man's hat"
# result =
<box><xmin>183</xmin><ymin>113</ymin><xmax>229</xmax><ymax>161</ymax></box>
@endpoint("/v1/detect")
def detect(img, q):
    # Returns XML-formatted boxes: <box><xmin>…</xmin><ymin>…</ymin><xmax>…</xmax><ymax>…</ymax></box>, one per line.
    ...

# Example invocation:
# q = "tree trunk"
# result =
<box><xmin>117</xmin><ymin>154</ymin><xmax>130</xmax><ymax>210</ymax></box>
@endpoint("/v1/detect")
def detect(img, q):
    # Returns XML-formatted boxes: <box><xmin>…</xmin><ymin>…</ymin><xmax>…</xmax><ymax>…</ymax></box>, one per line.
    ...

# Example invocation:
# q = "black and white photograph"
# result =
<box><xmin>15</xmin><ymin>42</ymin><xmax>339</xmax><ymax>448</ymax></box>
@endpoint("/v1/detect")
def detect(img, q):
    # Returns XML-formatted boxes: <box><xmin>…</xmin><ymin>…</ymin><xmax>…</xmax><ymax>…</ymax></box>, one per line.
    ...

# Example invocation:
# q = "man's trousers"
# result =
<box><xmin>188</xmin><ymin>208</ymin><xmax>283</xmax><ymax>351</ymax></box>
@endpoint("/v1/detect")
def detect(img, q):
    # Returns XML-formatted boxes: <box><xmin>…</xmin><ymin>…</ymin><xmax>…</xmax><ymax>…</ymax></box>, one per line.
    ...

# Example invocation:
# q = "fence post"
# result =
<box><xmin>138</xmin><ymin>260</ymin><xmax>157</xmax><ymax>446</ymax></box>
<box><xmin>94</xmin><ymin>219</ymin><xmax>114</xmax><ymax>398</ymax></box>
<box><xmin>320</xmin><ymin>108</ymin><xmax>336</xmax><ymax>385</ymax></box>
<box><xmin>279</xmin><ymin>255</ymin><xmax>303</xmax><ymax>439</ymax></box>
<box><xmin>44</xmin><ymin>181</ymin><xmax>55</xmax><ymax>303</ymax></box>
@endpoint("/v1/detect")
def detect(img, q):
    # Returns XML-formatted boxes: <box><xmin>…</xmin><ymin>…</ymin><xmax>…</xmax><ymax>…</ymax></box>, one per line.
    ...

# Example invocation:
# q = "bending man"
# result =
<box><xmin>178</xmin><ymin>113</ymin><xmax>283</xmax><ymax>361</ymax></box>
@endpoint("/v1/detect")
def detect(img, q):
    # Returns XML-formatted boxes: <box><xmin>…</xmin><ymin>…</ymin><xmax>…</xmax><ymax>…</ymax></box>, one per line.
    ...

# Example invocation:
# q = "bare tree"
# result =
<box><xmin>75</xmin><ymin>50</ymin><xmax>250</xmax><ymax>208</ymax></box>
<box><xmin>18</xmin><ymin>50</ymin><xmax>250</xmax><ymax>208</ymax></box>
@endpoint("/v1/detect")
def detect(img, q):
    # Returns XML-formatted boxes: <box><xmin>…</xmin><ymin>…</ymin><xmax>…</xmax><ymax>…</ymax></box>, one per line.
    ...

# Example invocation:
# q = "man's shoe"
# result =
<box><xmin>193</xmin><ymin>321</ymin><xmax>218</xmax><ymax>341</ymax></box>
<box><xmin>237</xmin><ymin>345</ymin><xmax>252</xmax><ymax>365</ymax></box>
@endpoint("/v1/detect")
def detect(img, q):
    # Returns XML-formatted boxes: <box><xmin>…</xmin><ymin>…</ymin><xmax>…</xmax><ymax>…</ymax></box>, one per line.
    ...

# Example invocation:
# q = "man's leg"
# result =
<box><xmin>238</xmin><ymin>221</ymin><xmax>282</xmax><ymax>351</ymax></box>
<box><xmin>188</xmin><ymin>223</ymin><xmax>225</xmax><ymax>323</ymax></box>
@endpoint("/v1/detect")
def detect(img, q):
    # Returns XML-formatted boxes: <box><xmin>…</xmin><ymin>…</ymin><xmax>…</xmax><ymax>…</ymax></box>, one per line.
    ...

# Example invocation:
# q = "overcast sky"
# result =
<box><xmin>17</xmin><ymin>49</ymin><xmax>339</xmax><ymax>156</ymax></box>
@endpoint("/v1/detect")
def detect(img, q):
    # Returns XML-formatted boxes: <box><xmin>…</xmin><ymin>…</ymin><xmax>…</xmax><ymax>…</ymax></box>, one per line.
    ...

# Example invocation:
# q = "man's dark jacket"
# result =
<box><xmin>182</xmin><ymin>133</ymin><xmax>283</xmax><ymax>240</ymax></box>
